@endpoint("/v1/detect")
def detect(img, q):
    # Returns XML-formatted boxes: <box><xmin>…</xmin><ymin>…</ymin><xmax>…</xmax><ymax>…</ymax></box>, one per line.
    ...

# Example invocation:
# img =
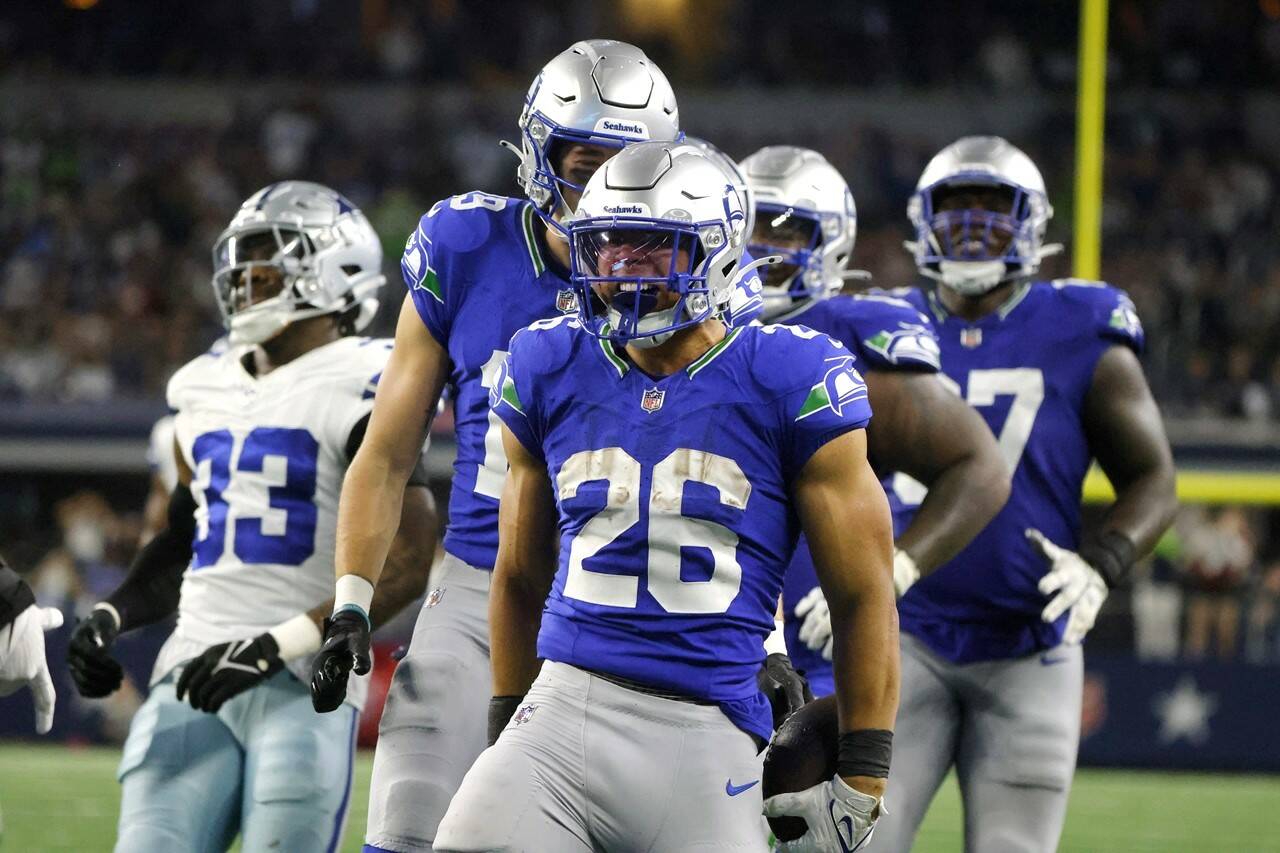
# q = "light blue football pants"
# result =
<box><xmin>116</xmin><ymin>668</ymin><xmax>358</xmax><ymax>853</ymax></box>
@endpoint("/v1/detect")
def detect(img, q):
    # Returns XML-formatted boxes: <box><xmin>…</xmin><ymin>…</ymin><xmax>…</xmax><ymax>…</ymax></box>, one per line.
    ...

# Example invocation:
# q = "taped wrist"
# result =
<box><xmin>333</xmin><ymin>575</ymin><xmax>374</xmax><ymax>628</ymax></box>
<box><xmin>488</xmin><ymin>695</ymin><xmax>524</xmax><ymax>746</ymax></box>
<box><xmin>837</xmin><ymin>729</ymin><xmax>893</xmax><ymax>779</ymax></box>
<box><xmin>1079</xmin><ymin>530</ymin><xmax>1137</xmax><ymax>589</ymax></box>
<box><xmin>0</xmin><ymin>562</ymin><xmax>35</xmax><ymax>631</ymax></box>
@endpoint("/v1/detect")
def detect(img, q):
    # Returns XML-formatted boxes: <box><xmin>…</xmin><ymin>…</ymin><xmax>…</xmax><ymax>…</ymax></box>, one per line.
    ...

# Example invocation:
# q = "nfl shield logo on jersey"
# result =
<box><xmin>641</xmin><ymin>387</ymin><xmax>665</xmax><ymax>413</ymax></box>
<box><xmin>960</xmin><ymin>327</ymin><xmax>983</xmax><ymax>348</ymax></box>
<box><xmin>514</xmin><ymin>703</ymin><xmax>538</xmax><ymax>725</ymax></box>
<box><xmin>556</xmin><ymin>289</ymin><xmax>578</xmax><ymax>314</ymax></box>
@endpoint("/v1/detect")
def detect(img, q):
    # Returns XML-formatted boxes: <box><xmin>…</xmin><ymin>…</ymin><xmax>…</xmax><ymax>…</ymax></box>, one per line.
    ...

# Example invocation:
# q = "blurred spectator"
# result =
<box><xmin>1245</xmin><ymin>560</ymin><xmax>1280</xmax><ymax>663</ymax></box>
<box><xmin>1132</xmin><ymin>528</ymin><xmax>1184</xmax><ymax>661</ymax></box>
<box><xmin>1</xmin><ymin>2</ymin><xmax>1279</xmax><ymax>414</ymax></box>
<box><xmin>1181</xmin><ymin>506</ymin><xmax>1255</xmax><ymax>660</ymax></box>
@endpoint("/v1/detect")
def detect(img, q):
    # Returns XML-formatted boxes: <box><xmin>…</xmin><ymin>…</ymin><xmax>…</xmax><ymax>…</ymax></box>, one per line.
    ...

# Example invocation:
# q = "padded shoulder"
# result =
<box><xmin>834</xmin><ymin>292</ymin><xmax>941</xmax><ymax>371</ymax></box>
<box><xmin>748</xmin><ymin>322</ymin><xmax>860</xmax><ymax>397</ymax></box>
<box><xmin>1045</xmin><ymin>278</ymin><xmax>1144</xmax><ymax>353</ymax></box>
<box><xmin>401</xmin><ymin>193</ymin><xmax>527</xmax><ymax>301</ymax></box>
<box><xmin>166</xmin><ymin>348</ymin><xmax>236</xmax><ymax>413</ymax></box>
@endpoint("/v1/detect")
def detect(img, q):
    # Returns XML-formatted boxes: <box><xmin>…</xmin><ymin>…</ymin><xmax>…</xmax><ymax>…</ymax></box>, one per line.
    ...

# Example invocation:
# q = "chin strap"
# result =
<box><xmin>735</xmin><ymin>253</ymin><xmax>784</xmax><ymax>279</ymax></box>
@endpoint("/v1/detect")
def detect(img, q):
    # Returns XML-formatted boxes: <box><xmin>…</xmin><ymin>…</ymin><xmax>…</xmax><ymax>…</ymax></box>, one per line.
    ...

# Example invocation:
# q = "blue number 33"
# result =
<box><xmin>190</xmin><ymin>427</ymin><xmax>319</xmax><ymax>568</ymax></box>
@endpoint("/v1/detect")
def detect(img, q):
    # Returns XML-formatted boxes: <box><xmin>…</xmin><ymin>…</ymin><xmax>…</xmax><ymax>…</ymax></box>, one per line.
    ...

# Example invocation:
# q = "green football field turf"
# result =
<box><xmin>2</xmin><ymin>743</ymin><xmax>1279</xmax><ymax>851</ymax></box>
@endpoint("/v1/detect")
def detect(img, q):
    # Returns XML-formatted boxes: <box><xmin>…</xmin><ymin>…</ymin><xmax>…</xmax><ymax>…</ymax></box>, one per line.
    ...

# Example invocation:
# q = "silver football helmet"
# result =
<box><xmin>211</xmin><ymin>181</ymin><xmax>384</xmax><ymax>346</ymax></box>
<box><xmin>568</xmin><ymin>141</ymin><xmax>746</xmax><ymax>348</ymax></box>
<box><xmin>740</xmin><ymin>146</ymin><xmax>858</xmax><ymax>321</ymax></box>
<box><xmin>682</xmin><ymin>136</ymin><xmax>755</xmax><ymax>239</ymax></box>
<box><xmin>906</xmin><ymin>135</ymin><xmax>1061</xmax><ymax>296</ymax></box>
<box><xmin>509</xmin><ymin>39</ymin><xmax>682</xmax><ymax>236</ymax></box>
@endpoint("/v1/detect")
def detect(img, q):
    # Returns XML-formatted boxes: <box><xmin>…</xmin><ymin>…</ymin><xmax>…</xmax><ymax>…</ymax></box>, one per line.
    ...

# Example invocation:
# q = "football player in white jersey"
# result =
<box><xmin>67</xmin><ymin>181</ymin><xmax>437</xmax><ymax>853</ymax></box>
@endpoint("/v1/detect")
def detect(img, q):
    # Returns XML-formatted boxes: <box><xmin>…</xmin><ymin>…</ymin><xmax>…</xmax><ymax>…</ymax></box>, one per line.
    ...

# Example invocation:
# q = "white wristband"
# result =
<box><xmin>764</xmin><ymin>619</ymin><xmax>788</xmax><ymax>657</ymax></box>
<box><xmin>334</xmin><ymin>574</ymin><xmax>375</xmax><ymax>619</ymax></box>
<box><xmin>893</xmin><ymin>548</ymin><xmax>920</xmax><ymax>598</ymax></box>
<box><xmin>267</xmin><ymin>613</ymin><xmax>323</xmax><ymax>661</ymax></box>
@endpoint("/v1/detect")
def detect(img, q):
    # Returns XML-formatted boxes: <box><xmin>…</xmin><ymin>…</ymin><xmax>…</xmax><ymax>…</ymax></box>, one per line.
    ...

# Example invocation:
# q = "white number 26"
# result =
<box><xmin>556</xmin><ymin>447</ymin><xmax>751</xmax><ymax>614</ymax></box>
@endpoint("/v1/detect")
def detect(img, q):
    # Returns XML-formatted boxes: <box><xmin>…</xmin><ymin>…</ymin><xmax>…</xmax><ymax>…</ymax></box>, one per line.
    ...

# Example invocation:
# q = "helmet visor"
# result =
<box><xmin>212</xmin><ymin>226</ymin><xmax>311</xmax><ymax>317</ymax></box>
<box><xmin>748</xmin><ymin>204</ymin><xmax>822</xmax><ymax>288</ymax></box>
<box><xmin>570</xmin><ymin>221</ymin><xmax>714</xmax><ymax>341</ymax></box>
<box><xmin>922</xmin><ymin>181</ymin><xmax>1026</xmax><ymax>262</ymax></box>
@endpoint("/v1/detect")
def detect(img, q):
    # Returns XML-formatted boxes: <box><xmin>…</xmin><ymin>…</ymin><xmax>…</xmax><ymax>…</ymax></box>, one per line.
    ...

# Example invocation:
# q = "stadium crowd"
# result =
<box><xmin>1</xmin><ymin>94</ymin><xmax>1278</xmax><ymax>418</ymax></box>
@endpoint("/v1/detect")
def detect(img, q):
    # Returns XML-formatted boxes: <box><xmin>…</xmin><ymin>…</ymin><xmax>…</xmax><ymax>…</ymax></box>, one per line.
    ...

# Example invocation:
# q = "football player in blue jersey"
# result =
<box><xmin>434</xmin><ymin>142</ymin><xmax>899</xmax><ymax>853</ymax></box>
<box><xmin>310</xmin><ymin>41</ymin><xmax>696</xmax><ymax>853</ymax></box>
<box><xmin>864</xmin><ymin>137</ymin><xmax>1177</xmax><ymax>853</ymax></box>
<box><xmin>735</xmin><ymin>145</ymin><xmax>1011</xmax><ymax>698</ymax></box>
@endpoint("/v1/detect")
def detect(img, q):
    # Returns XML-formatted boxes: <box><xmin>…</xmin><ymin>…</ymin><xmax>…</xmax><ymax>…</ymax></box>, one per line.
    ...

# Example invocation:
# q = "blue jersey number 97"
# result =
<box><xmin>190</xmin><ymin>427</ymin><xmax>319</xmax><ymax>569</ymax></box>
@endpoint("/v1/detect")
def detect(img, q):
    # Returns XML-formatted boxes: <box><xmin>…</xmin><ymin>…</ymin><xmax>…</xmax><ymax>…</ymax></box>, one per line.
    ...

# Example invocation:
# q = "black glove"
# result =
<box><xmin>68</xmin><ymin>608</ymin><xmax>124</xmax><ymax>698</ymax></box>
<box><xmin>175</xmin><ymin>633</ymin><xmax>284</xmax><ymax>713</ymax></box>
<box><xmin>488</xmin><ymin>695</ymin><xmax>524</xmax><ymax>746</ymax></box>
<box><xmin>757</xmin><ymin>652</ymin><xmax>813</xmax><ymax>731</ymax></box>
<box><xmin>310</xmin><ymin>609</ymin><xmax>371</xmax><ymax>713</ymax></box>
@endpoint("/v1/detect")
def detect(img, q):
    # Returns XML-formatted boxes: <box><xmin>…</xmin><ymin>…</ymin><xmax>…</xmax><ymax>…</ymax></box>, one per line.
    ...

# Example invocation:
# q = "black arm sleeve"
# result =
<box><xmin>0</xmin><ymin>557</ymin><xmax>36</xmax><ymax>631</ymax></box>
<box><xmin>105</xmin><ymin>484</ymin><xmax>197</xmax><ymax>632</ymax></box>
<box><xmin>345</xmin><ymin>413</ymin><xmax>431</xmax><ymax>487</ymax></box>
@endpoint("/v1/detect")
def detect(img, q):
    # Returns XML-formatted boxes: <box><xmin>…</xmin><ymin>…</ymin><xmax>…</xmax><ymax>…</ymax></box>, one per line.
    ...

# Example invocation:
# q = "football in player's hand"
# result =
<box><xmin>762</xmin><ymin>695</ymin><xmax>838</xmax><ymax>842</ymax></box>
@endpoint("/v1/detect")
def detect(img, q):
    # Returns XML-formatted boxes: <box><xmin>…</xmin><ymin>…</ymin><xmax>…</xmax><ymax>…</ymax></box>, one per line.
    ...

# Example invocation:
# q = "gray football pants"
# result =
<box><xmin>435</xmin><ymin>660</ymin><xmax>770</xmax><ymax>853</ymax></box>
<box><xmin>869</xmin><ymin>633</ymin><xmax>1082</xmax><ymax>853</ymax></box>
<box><xmin>366</xmin><ymin>552</ymin><xmax>492</xmax><ymax>853</ymax></box>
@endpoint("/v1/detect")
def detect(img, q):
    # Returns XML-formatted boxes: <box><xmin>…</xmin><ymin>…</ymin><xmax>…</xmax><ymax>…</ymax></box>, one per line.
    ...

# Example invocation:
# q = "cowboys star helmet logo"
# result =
<box><xmin>641</xmin><ymin>387</ymin><xmax>665</xmax><ymax>413</ymax></box>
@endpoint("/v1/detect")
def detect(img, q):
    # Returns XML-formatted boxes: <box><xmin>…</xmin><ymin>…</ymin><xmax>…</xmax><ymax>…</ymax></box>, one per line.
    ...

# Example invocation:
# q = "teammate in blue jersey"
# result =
<box><xmin>735</xmin><ymin>145</ymin><xmax>1010</xmax><ymax>698</ymax></box>
<box><xmin>435</xmin><ymin>142</ymin><xmax>899</xmax><ymax>853</ymax></box>
<box><xmin>865</xmin><ymin>137</ymin><xmax>1177</xmax><ymax>853</ymax></box>
<box><xmin>310</xmin><ymin>42</ymin><xmax>692</xmax><ymax>853</ymax></box>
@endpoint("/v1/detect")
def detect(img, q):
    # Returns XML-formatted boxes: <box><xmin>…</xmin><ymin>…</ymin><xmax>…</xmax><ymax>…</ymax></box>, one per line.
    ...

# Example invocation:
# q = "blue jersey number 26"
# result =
<box><xmin>190</xmin><ymin>427</ymin><xmax>320</xmax><ymax>569</ymax></box>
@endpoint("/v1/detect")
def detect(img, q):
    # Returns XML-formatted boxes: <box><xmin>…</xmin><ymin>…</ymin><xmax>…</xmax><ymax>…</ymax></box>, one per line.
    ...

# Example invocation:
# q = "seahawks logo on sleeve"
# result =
<box><xmin>489</xmin><ymin>355</ymin><xmax>524</xmax><ymax>416</ymax></box>
<box><xmin>402</xmin><ymin>226</ymin><xmax>442</xmax><ymax>304</ymax></box>
<box><xmin>796</xmin><ymin>355</ymin><xmax>868</xmax><ymax>421</ymax></box>
<box><xmin>863</xmin><ymin>323</ymin><xmax>942</xmax><ymax>370</ymax></box>
<box><xmin>1108</xmin><ymin>296</ymin><xmax>1143</xmax><ymax>339</ymax></box>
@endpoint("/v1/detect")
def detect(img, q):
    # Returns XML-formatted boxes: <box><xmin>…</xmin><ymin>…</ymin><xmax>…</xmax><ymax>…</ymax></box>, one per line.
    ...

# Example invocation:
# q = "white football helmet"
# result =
<box><xmin>906</xmin><ymin>135</ymin><xmax>1060</xmax><ymax>296</ymax></box>
<box><xmin>568</xmin><ymin>141</ymin><xmax>746</xmax><ymax>348</ymax></box>
<box><xmin>509</xmin><ymin>39</ymin><xmax>681</xmax><ymax>235</ymax></box>
<box><xmin>211</xmin><ymin>181</ymin><xmax>384</xmax><ymax>346</ymax></box>
<box><xmin>740</xmin><ymin>146</ymin><xmax>857</xmax><ymax>321</ymax></box>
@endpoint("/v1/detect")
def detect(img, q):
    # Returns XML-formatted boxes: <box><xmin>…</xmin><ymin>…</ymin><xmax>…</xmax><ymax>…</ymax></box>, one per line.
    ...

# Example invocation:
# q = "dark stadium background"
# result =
<box><xmin>2</xmin><ymin>2</ymin><xmax>1280</xmax><ymax>850</ymax></box>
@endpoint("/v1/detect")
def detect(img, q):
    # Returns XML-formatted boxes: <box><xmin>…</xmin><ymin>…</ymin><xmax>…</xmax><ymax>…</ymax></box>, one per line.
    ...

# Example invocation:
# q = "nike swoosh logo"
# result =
<box><xmin>830</xmin><ymin>798</ymin><xmax>858</xmax><ymax>851</ymax></box>
<box><xmin>213</xmin><ymin>640</ymin><xmax>263</xmax><ymax>675</ymax></box>
<box><xmin>725</xmin><ymin>779</ymin><xmax>759</xmax><ymax>797</ymax></box>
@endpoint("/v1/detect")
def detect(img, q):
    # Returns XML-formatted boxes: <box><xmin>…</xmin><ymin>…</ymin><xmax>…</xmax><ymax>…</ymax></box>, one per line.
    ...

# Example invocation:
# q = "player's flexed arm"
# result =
<box><xmin>336</xmin><ymin>297</ymin><xmax>448</xmax><ymax>592</ymax></box>
<box><xmin>310</xmin><ymin>298</ymin><xmax>448</xmax><ymax>708</ymax></box>
<box><xmin>765</xmin><ymin>428</ymin><xmax>898</xmax><ymax>850</ymax></box>
<box><xmin>484</xmin><ymin>424</ymin><xmax>559</xmax><ymax>744</ymax></box>
<box><xmin>867</xmin><ymin>369</ymin><xmax>1010</xmax><ymax>592</ymax></box>
<box><xmin>1028</xmin><ymin>344</ymin><xmax>1177</xmax><ymax>644</ymax></box>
